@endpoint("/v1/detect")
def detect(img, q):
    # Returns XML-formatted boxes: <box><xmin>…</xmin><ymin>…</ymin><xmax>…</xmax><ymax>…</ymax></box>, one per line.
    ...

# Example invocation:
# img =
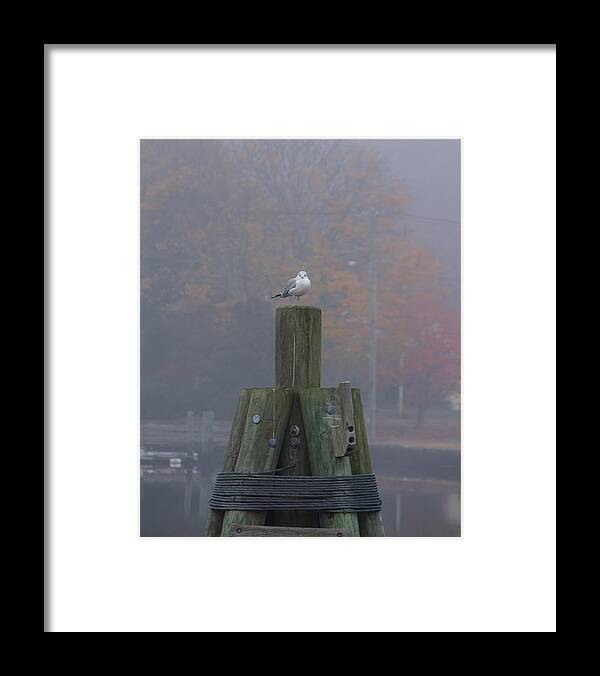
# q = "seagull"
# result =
<box><xmin>271</xmin><ymin>271</ymin><xmax>311</xmax><ymax>303</ymax></box>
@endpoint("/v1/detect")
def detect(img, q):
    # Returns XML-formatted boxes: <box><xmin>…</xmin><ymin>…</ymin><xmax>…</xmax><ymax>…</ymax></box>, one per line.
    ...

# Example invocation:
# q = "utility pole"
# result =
<box><xmin>398</xmin><ymin>352</ymin><xmax>405</xmax><ymax>417</ymax></box>
<box><xmin>367</xmin><ymin>208</ymin><xmax>378</xmax><ymax>440</ymax></box>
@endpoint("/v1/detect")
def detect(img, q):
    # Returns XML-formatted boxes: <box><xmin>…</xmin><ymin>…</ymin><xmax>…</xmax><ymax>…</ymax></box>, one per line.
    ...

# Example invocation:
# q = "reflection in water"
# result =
<box><xmin>141</xmin><ymin>447</ymin><xmax>461</xmax><ymax>537</ymax></box>
<box><xmin>380</xmin><ymin>484</ymin><xmax>461</xmax><ymax>537</ymax></box>
<box><xmin>442</xmin><ymin>492</ymin><xmax>461</xmax><ymax>527</ymax></box>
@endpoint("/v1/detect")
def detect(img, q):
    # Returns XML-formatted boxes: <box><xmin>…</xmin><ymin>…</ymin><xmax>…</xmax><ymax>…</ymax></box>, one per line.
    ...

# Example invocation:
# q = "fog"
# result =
<box><xmin>141</xmin><ymin>138</ymin><xmax>460</xmax><ymax>424</ymax></box>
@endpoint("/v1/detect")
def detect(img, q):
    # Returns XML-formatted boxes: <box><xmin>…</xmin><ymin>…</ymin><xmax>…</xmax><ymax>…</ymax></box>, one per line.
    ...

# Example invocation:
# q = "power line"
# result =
<box><xmin>400</xmin><ymin>212</ymin><xmax>461</xmax><ymax>227</ymax></box>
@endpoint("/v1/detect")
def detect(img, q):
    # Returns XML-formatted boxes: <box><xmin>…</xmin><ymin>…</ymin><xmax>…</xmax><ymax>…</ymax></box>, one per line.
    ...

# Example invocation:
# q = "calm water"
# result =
<box><xmin>140</xmin><ymin>446</ymin><xmax>461</xmax><ymax>537</ymax></box>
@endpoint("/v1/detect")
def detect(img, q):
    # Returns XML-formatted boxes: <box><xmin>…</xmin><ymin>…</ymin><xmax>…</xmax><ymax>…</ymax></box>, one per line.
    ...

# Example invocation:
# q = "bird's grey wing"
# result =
<box><xmin>281</xmin><ymin>278</ymin><xmax>297</xmax><ymax>297</ymax></box>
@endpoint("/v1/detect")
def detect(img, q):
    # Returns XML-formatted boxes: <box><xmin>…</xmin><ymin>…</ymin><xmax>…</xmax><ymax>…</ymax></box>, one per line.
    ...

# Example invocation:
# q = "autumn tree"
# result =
<box><xmin>397</xmin><ymin>293</ymin><xmax>460</xmax><ymax>427</ymax></box>
<box><xmin>140</xmin><ymin>139</ymin><xmax>455</xmax><ymax>420</ymax></box>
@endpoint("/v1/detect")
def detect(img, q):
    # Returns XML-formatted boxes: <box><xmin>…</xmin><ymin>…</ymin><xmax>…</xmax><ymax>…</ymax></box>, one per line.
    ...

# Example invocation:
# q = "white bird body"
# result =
<box><xmin>272</xmin><ymin>271</ymin><xmax>311</xmax><ymax>302</ymax></box>
<box><xmin>289</xmin><ymin>276</ymin><xmax>310</xmax><ymax>297</ymax></box>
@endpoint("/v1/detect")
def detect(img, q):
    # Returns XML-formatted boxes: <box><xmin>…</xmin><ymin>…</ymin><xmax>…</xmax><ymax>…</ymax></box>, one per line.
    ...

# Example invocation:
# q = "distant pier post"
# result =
<box><xmin>200</xmin><ymin>411</ymin><xmax>215</xmax><ymax>454</ymax></box>
<box><xmin>186</xmin><ymin>411</ymin><xmax>194</xmax><ymax>456</ymax></box>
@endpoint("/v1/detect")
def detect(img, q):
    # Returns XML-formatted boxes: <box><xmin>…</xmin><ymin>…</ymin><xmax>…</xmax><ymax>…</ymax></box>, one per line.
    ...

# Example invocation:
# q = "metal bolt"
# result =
<box><xmin>252</xmin><ymin>414</ymin><xmax>261</xmax><ymax>424</ymax></box>
<box><xmin>268</xmin><ymin>437</ymin><xmax>278</xmax><ymax>448</ymax></box>
<box><xmin>326</xmin><ymin>402</ymin><xmax>335</xmax><ymax>415</ymax></box>
<box><xmin>290</xmin><ymin>424</ymin><xmax>300</xmax><ymax>437</ymax></box>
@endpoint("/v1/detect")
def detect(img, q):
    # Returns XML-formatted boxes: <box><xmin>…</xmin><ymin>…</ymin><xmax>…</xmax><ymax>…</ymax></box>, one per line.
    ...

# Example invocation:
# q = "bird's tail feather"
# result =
<box><xmin>271</xmin><ymin>293</ymin><xmax>282</xmax><ymax>298</ymax></box>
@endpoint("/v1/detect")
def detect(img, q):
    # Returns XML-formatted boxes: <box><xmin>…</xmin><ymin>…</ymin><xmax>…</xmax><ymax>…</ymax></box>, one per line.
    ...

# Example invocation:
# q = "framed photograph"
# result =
<box><xmin>46</xmin><ymin>45</ymin><xmax>556</xmax><ymax>632</ymax></box>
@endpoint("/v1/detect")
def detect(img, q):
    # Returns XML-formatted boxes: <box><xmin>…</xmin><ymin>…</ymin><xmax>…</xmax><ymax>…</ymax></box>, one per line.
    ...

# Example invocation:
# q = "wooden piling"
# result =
<box><xmin>269</xmin><ymin>394</ymin><xmax>318</xmax><ymax>529</ymax></box>
<box><xmin>271</xmin><ymin>306</ymin><xmax>321</xmax><ymax>528</ymax></box>
<box><xmin>275</xmin><ymin>306</ymin><xmax>321</xmax><ymax>390</ymax></box>
<box><xmin>299</xmin><ymin>387</ymin><xmax>360</xmax><ymax>536</ymax></box>
<box><xmin>206</xmin><ymin>306</ymin><xmax>383</xmax><ymax>537</ymax></box>
<box><xmin>350</xmin><ymin>388</ymin><xmax>385</xmax><ymax>536</ymax></box>
<box><xmin>220</xmin><ymin>388</ymin><xmax>292</xmax><ymax>536</ymax></box>
<box><xmin>205</xmin><ymin>389</ymin><xmax>251</xmax><ymax>536</ymax></box>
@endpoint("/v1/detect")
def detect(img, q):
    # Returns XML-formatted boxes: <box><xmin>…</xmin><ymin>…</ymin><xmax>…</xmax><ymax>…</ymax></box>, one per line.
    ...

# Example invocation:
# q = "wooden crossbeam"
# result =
<box><xmin>228</xmin><ymin>524</ymin><xmax>350</xmax><ymax>537</ymax></box>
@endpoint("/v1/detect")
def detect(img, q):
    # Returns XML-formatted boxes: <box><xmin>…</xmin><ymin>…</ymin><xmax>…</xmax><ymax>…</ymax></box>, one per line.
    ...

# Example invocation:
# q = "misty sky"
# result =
<box><xmin>377</xmin><ymin>139</ymin><xmax>460</xmax><ymax>221</ymax></box>
<box><xmin>371</xmin><ymin>139</ymin><xmax>461</xmax><ymax>291</ymax></box>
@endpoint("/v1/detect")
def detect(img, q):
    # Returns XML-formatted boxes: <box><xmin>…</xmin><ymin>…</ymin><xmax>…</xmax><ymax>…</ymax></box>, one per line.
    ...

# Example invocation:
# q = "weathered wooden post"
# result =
<box><xmin>205</xmin><ymin>388</ymin><xmax>293</xmax><ymax>536</ymax></box>
<box><xmin>299</xmin><ymin>386</ymin><xmax>360</xmax><ymax>536</ymax></box>
<box><xmin>204</xmin><ymin>390</ymin><xmax>251</xmax><ymax>537</ymax></box>
<box><xmin>269</xmin><ymin>307</ymin><xmax>321</xmax><ymax>529</ymax></box>
<box><xmin>349</xmin><ymin>389</ymin><xmax>385</xmax><ymax>536</ymax></box>
<box><xmin>219</xmin><ymin>388</ymin><xmax>292</xmax><ymax>536</ymax></box>
<box><xmin>275</xmin><ymin>306</ymin><xmax>321</xmax><ymax>390</ymax></box>
<box><xmin>206</xmin><ymin>305</ymin><xmax>384</xmax><ymax>536</ymax></box>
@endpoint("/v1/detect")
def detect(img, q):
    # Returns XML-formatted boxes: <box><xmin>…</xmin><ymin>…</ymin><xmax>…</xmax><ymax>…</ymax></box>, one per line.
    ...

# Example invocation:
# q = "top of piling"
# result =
<box><xmin>275</xmin><ymin>306</ymin><xmax>321</xmax><ymax>390</ymax></box>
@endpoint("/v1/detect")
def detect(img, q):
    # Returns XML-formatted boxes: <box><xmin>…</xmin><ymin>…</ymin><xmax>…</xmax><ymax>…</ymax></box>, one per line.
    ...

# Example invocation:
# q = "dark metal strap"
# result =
<box><xmin>250</xmin><ymin>464</ymin><xmax>297</xmax><ymax>475</ymax></box>
<box><xmin>209</xmin><ymin>472</ymin><xmax>382</xmax><ymax>513</ymax></box>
